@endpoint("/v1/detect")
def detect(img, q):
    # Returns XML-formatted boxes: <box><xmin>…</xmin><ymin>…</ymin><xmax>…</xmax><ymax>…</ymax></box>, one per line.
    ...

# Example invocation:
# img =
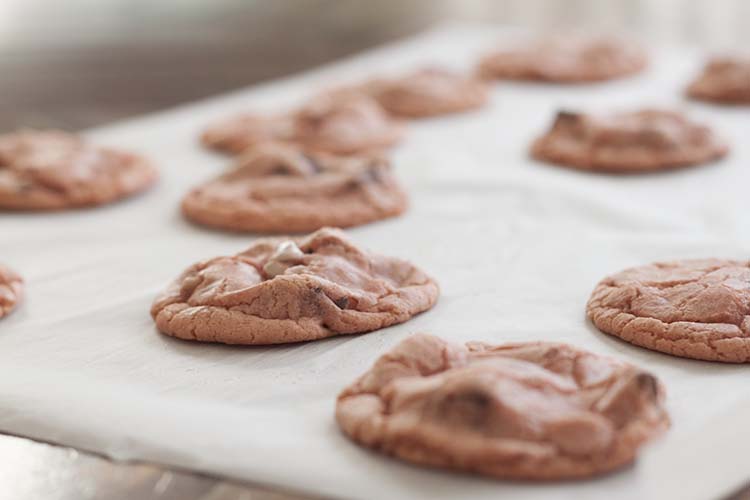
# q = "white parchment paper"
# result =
<box><xmin>1</xmin><ymin>25</ymin><xmax>749</xmax><ymax>500</ymax></box>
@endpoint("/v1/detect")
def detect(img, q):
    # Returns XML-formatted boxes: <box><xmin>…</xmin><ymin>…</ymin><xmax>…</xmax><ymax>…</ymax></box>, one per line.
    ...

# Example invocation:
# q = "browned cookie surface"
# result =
<box><xmin>478</xmin><ymin>36</ymin><xmax>647</xmax><ymax>83</ymax></box>
<box><xmin>531</xmin><ymin>109</ymin><xmax>728</xmax><ymax>173</ymax></box>
<box><xmin>181</xmin><ymin>143</ymin><xmax>407</xmax><ymax>233</ymax></box>
<box><xmin>0</xmin><ymin>265</ymin><xmax>23</xmax><ymax>318</ymax></box>
<box><xmin>588</xmin><ymin>259</ymin><xmax>750</xmax><ymax>363</ymax></box>
<box><xmin>687</xmin><ymin>57</ymin><xmax>750</xmax><ymax>104</ymax></box>
<box><xmin>372</xmin><ymin>68</ymin><xmax>489</xmax><ymax>118</ymax></box>
<box><xmin>0</xmin><ymin>130</ymin><xmax>157</xmax><ymax>210</ymax></box>
<box><xmin>151</xmin><ymin>228</ymin><xmax>438</xmax><ymax>345</ymax></box>
<box><xmin>201</xmin><ymin>113</ymin><xmax>297</xmax><ymax>155</ymax></box>
<box><xmin>294</xmin><ymin>92</ymin><xmax>404</xmax><ymax>155</ymax></box>
<box><xmin>337</xmin><ymin>333</ymin><xmax>669</xmax><ymax>480</ymax></box>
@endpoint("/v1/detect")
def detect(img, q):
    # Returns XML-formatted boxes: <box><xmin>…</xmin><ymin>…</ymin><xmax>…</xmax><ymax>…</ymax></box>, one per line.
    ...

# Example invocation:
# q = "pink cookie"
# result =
<box><xmin>151</xmin><ymin>228</ymin><xmax>439</xmax><ymax>345</ymax></box>
<box><xmin>531</xmin><ymin>109</ymin><xmax>728</xmax><ymax>173</ymax></box>
<box><xmin>182</xmin><ymin>143</ymin><xmax>407</xmax><ymax>233</ymax></box>
<box><xmin>372</xmin><ymin>67</ymin><xmax>489</xmax><ymax>118</ymax></box>
<box><xmin>0</xmin><ymin>129</ymin><xmax>157</xmax><ymax>210</ymax></box>
<box><xmin>0</xmin><ymin>265</ymin><xmax>23</xmax><ymax>318</ymax></box>
<box><xmin>478</xmin><ymin>35</ymin><xmax>647</xmax><ymax>83</ymax></box>
<box><xmin>588</xmin><ymin>259</ymin><xmax>750</xmax><ymax>362</ymax></box>
<box><xmin>337</xmin><ymin>333</ymin><xmax>669</xmax><ymax>480</ymax></box>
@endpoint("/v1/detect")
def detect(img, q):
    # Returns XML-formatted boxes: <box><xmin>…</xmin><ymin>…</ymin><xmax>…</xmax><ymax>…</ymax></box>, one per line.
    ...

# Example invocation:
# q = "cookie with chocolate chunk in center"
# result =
<box><xmin>372</xmin><ymin>67</ymin><xmax>489</xmax><ymax>118</ymax></box>
<box><xmin>531</xmin><ymin>109</ymin><xmax>728</xmax><ymax>173</ymax></box>
<box><xmin>477</xmin><ymin>35</ymin><xmax>647</xmax><ymax>83</ymax></box>
<box><xmin>687</xmin><ymin>56</ymin><xmax>750</xmax><ymax>105</ymax></box>
<box><xmin>0</xmin><ymin>265</ymin><xmax>23</xmax><ymax>318</ymax></box>
<box><xmin>588</xmin><ymin>259</ymin><xmax>750</xmax><ymax>362</ymax></box>
<box><xmin>0</xmin><ymin>129</ymin><xmax>157</xmax><ymax>210</ymax></box>
<box><xmin>181</xmin><ymin>143</ymin><xmax>407</xmax><ymax>233</ymax></box>
<box><xmin>336</xmin><ymin>333</ymin><xmax>669</xmax><ymax>480</ymax></box>
<box><xmin>151</xmin><ymin>228</ymin><xmax>439</xmax><ymax>345</ymax></box>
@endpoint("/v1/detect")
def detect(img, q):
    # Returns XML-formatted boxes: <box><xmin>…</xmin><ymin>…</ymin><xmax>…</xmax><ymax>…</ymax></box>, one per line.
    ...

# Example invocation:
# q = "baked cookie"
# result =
<box><xmin>181</xmin><ymin>143</ymin><xmax>407</xmax><ymax>233</ymax></box>
<box><xmin>151</xmin><ymin>228</ymin><xmax>439</xmax><ymax>345</ymax></box>
<box><xmin>201</xmin><ymin>112</ymin><xmax>297</xmax><ymax>155</ymax></box>
<box><xmin>687</xmin><ymin>57</ymin><xmax>750</xmax><ymax>105</ymax></box>
<box><xmin>294</xmin><ymin>92</ymin><xmax>405</xmax><ymax>156</ymax></box>
<box><xmin>372</xmin><ymin>68</ymin><xmax>489</xmax><ymax>118</ymax></box>
<box><xmin>0</xmin><ymin>265</ymin><xmax>23</xmax><ymax>318</ymax></box>
<box><xmin>531</xmin><ymin>109</ymin><xmax>728</xmax><ymax>173</ymax></box>
<box><xmin>0</xmin><ymin>130</ymin><xmax>157</xmax><ymax>210</ymax></box>
<box><xmin>337</xmin><ymin>333</ymin><xmax>669</xmax><ymax>480</ymax></box>
<box><xmin>588</xmin><ymin>259</ymin><xmax>750</xmax><ymax>363</ymax></box>
<box><xmin>477</xmin><ymin>36</ymin><xmax>647</xmax><ymax>83</ymax></box>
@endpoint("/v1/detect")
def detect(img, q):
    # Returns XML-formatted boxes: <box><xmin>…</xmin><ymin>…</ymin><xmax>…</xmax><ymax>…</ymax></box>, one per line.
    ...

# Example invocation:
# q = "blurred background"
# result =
<box><xmin>2</xmin><ymin>0</ymin><xmax>749</xmax><ymax>132</ymax></box>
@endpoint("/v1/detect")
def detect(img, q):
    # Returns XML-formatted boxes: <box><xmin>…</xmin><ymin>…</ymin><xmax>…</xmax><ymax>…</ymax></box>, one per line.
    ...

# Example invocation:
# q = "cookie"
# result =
<box><xmin>337</xmin><ymin>333</ymin><xmax>668</xmax><ymax>480</ymax></box>
<box><xmin>201</xmin><ymin>112</ymin><xmax>297</xmax><ymax>155</ymax></box>
<box><xmin>588</xmin><ymin>259</ymin><xmax>750</xmax><ymax>363</ymax></box>
<box><xmin>181</xmin><ymin>143</ymin><xmax>408</xmax><ymax>233</ymax></box>
<box><xmin>477</xmin><ymin>36</ymin><xmax>647</xmax><ymax>83</ymax></box>
<box><xmin>151</xmin><ymin>228</ymin><xmax>438</xmax><ymax>345</ymax></box>
<box><xmin>687</xmin><ymin>57</ymin><xmax>750</xmax><ymax>105</ymax></box>
<box><xmin>294</xmin><ymin>92</ymin><xmax>405</xmax><ymax>155</ymax></box>
<box><xmin>372</xmin><ymin>68</ymin><xmax>489</xmax><ymax>118</ymax></box>
<box><xmin>0</xmin><ymin>265</ymin><xmax>23</xmax><ymax>318</ymax></box>
<box><xmin>0</xmin><ymin>130</ymin><xmax>157</xmax><ymax>210</ymax></box>
<box><xmin>531</xmin><ymin>109</ymin><xmax>728</xmax><ymax>173</ymax></box>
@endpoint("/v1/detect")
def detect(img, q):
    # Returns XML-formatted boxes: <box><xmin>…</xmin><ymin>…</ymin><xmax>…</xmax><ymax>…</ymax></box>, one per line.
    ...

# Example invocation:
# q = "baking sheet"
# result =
<box><xmin>1</xmin><ymin>24</ymin><xmax>749</xmax><ymax>500</ymax></box>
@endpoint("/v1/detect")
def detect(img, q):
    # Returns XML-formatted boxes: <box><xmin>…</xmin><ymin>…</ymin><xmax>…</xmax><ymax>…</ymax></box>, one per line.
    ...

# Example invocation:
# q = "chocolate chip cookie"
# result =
<box><xmin>478</xmin><ymin>36</ymin><xmax>647</xmax><ymax>83</ymax></box>
<box><xmin>337</xmin><ymin>333</ymin><xmax>669</xmax><ymax>479</ymax></box>
<box><xmin>181</xmin><ymin>143</ymin><xmax>408</xmax><ymax>233</ymax></box>
<box><xmin>0</xmin><ymin>129</ymin><xmax>158</xmax><ymax>210</ymax></box>
<box><xmin>0</xmin><ymin>265</ymin><xmax>23</xmax><ymax>318</ymax></box>
<box><xmin>687</xmin><ymin>57</ymin><xmax>750</xmax><ymax>105</ymax></box>
<box><xmin>151</xmin><ymin>228</ymin><xmax>439</xmax><ymax>345</ymax></box>
<box><xmin>372</xmin><ymin>67</ymin><xmax>489</xmax><ymax>118</ymax></box>
<box><xmin>531</xmin><ymin>109</ymin><xmax>728</xmax><ymax>173</ymax></box>
<box><xmin>588</xmin><ymin>259</ymin><xmax>750</xmax><ymax>362</ymax></box>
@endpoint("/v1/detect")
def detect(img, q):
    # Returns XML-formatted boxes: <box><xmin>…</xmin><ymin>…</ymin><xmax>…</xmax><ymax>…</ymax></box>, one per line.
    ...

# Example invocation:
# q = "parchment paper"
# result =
<box><xmin>2</xmin><ymin>25</ymin><xmax>749</xmax><ymax>500</ymax></box>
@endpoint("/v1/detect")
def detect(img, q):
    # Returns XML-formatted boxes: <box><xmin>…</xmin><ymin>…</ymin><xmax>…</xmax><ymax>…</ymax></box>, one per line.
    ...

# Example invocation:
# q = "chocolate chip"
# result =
<box><xmin>555</xmin><ymin>110</ymin><xmax>582</xmax><ymax>124</ymax></box>
<box><xmin>636</xmin><ymin>372</ymin><xmax>659</xmax><ymax>399</ymax></box>
<box><xmin>438</xmin><ymin>390</ymin><xmax>493</xmax><ymax>428</ymax></box>
<box><xmin>270</xmin><ymin>163</ymin><xmax>294</xmax><ymax>175</ymax></box>
<box><xmin>334</xmin><ymin>296</ymin><xmax>349</xmax><ymax>309</ymax></box>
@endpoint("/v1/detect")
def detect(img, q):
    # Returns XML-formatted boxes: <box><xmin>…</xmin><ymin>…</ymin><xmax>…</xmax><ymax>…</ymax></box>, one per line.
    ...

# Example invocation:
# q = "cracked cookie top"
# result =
<box><xmin>151</xmin><ymin>228</ymin><xmax>439</xmax><ymax>345</ymax></box>
<box><xmin>588</xmin><ymin>259</ymin><xmax>750</xmax><ymax>362</ymax></box>
<box><xmin>371</xmin><ymin>67</ymin><xmax>489</xmax><ymax>118</ymax></box>
<box><xmin>477</xmin><ymin>35</ymin><xmax>647</xmax><ymax>83</ymax></box>
<box><xmin>201</xmin><ymin>112</ymin><xmax>297</xmax><ymax>155</ymax></box>
<box><xmin>336</xmin><ymin>333</ymin><xmax>668</xmax><ymax>480</ymax></box>
<box><xmin>181</xmin><ymin>143</ymin><xmax>408</xmax><ymax>233</ymax></box>
<box><xmin>531</xmin><ymin>109</ymin><xmax>728</xmax><ymax>173</ymax></box>
<box><xmin>687</xmin><ymin>56</ymin><xmax>750</xmax><ymax>104</ymax></box>
<box><xmin>0</xmin><ymin>129</ymin><xmax>158</xmax><ymax>210</ymax></box>
<box><xmin>0</xmin><ymin>265</ymin><xmax>23</xmax><ymax>318</ymax></box>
